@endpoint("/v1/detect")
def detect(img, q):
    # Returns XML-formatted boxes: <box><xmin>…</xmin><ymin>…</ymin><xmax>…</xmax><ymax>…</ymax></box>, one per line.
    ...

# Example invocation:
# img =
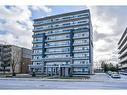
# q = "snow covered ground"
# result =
<box><xmin>0</xmin><ymin>73</ymin><xmax>127</xmax><ymax>89</ymax></box>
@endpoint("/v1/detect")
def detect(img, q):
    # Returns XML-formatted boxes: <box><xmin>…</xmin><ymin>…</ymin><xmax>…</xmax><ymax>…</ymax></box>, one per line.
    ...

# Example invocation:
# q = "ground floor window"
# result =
<box><xmin>73</xmin><ymin>68</ymin><xmax>83</xmax><ymax>72</ymax></box>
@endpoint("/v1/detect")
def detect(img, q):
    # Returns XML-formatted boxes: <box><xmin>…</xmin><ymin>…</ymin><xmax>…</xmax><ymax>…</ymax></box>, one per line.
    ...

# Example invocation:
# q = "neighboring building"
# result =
<box><xmin>29</xmin><ymin>9</ymin><xmax>93</xmax><ymax>77</ymax></box>
<box><xmin>118</xmin><ymin>28</ymin><xmax>127</xmax><ymax>74</ymax></box>
<box><xmin>0</xmin><ymin>44</ymin><xmax>32</xmax><ymax>74</ymax></box>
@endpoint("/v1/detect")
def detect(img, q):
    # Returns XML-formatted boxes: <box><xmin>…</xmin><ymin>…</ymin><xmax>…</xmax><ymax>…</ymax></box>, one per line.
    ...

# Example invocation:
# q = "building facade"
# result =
<box><xmin>0</xmin><ymin>44</ymin><xmax>32</xmax><ymax>74</ymax></box>
<box><xmin>118</xmin><ymin>28</ymin><xmax>127</xmax><ymax>74</ymax></box>
<box><xmin>29</xmin><ymin>9</ymin><xmax>93</xmax><ymax>77</ymax></box>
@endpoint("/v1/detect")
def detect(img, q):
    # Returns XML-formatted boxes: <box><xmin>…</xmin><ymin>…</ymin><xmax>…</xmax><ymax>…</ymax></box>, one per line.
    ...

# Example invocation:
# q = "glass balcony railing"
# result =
<box><xmin>45</xmin><ymin>51</ymin><xmax>70</xmax><ymax>54</ymax></box>
<box><xmin>33</xmin><ymin>13</ymin><xmax>89</xmax><ymax>26</ymax></box>
<box><xmin>32</xmin><ymin>40</ymin><xmax>43</xmax><ymax>43</ymax></box>
<box><xmin>32</xmin><ymin>34</ymin><xmax>43</xmax><ymax>37</ymax></box>
<box><xmin>46</xmin><ymin>37</ymin><xmax>70</xmax><ymax>42</ymax></box>
<box><xmin>33</xmin><ymin>22</ymin><xmax>89</xmax><ymax>32</ymax></box>
<box><xmin>46</xmin><ymin>30</ymin><xmax>70</xmax><ymax>36</ymax></box>
<box><xmin>32</xmin><ymin>46</ymin><xmax>43</xmax><ymax>49</ymax></box>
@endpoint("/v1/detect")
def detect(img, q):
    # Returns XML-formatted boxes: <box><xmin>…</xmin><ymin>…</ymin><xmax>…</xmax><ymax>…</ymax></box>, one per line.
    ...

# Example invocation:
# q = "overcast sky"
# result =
<box><xmin>0</xmin><ymin>6</ymin><xmax>127</xmax><ymax>65</ymax></box>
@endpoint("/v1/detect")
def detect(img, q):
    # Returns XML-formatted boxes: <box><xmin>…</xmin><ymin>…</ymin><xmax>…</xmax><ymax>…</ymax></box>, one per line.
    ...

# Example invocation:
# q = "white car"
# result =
<box><xmin>111</xmin><ymin>73</ymin><xmax>121</xmax><ymax>78</ymax></box>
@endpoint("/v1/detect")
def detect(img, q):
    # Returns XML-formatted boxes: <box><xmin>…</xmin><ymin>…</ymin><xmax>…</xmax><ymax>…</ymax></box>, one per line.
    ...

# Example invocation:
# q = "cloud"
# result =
<box><xmin>88</xmin><ymin>6</ymin><xmax>127</xmax><ymax>63</ymax></box>
<box><xmin>0</xmin><ymin>6</ymin><xmax>33</xmax><ymax>49</ymax></box>
<box><xmin>30</xmin><ymin>6</ymin><xmax>52</xmax><ymax>13</ymax></box>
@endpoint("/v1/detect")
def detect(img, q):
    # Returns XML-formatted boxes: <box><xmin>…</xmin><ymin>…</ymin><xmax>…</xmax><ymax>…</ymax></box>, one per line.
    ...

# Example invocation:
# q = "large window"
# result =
<box><xmin>34</xmin><ymin>26</ymin><xmax>43</xmax><ymax>30</ymax></box>
<box><xmin>33</xmin><ymin>62</ymin><xmax>42</xmax><ymax>65</ymax></box>
<box><xmin>47</xmin><ymin>34</ymin><xmax>70</xmax><ymax>40</ymax></box>
<box><xmin>74</xmin><ymin>39</ymin><xmax>89</xmax><ymax>45</ymax></box>
<box><xmin>33</xmin><ymin>37</ymin><xmax>43</xmax><ymax>42</ymax></box>
<box><xmin>74</xmin><ymin>46</ymin><xmax>89</xmax><ymax>52</ymax></box>
<box><xmin>46</xmin><ymin>47</ymin><xmax>70</xmax><ymax>53</ymax></box>
<box><xmin>74</xmin><ymin>53</ymin><xmax>89</xmax><ymax>58</ymax></box>
<box><xmin>46</xmin><ymin>62</ymin><xmax>70</xmax><ymax>65</ymax></box>
<box><xmin>73</xmin><ymin>60</ymin><xmax>89</xmax><ymax>64</ymax></box>
<box><xmin>33</xmin><ymin>49</ymin><xmax>42</xmax><ymax>54</ymax></box>
<box><xmin>46</xmin><ymin>41</ymin><xmax>70</xmax><ymax>47</ymax></box>
<box><xmin>74</xmin><ymin>32</ymin><xmax>89</xmax><ymax>38</ymax></box>
<box><xmin>77</xmin><ymin>13</ymin><xmax>89</xmax><ymax>18</ymax></box>
<box><xmin>73</xmin><ymin>68</ymin><xmax>83</xmax><ymax>72</ymax></box>
<box><xmin>33</xmin><ymin>55</ymin><xmax>42</xmax><ymax>60</ymax></box>
<box><xmin>46</xmin><ymin>54</ymin><xmax>70</xmax><ymax>58</ymax></box>
<box><xmin>33</xmin><ymin>43</ymin><xmax>42</xmax><ymax>47</ymax></box>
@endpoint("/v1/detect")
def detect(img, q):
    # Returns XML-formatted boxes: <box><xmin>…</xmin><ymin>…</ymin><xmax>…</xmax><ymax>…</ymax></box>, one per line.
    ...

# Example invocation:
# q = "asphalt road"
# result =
<box><xmin>0</xmin><ymin>73</ymin><xmax>127</xmax><ymax>89</ymax></box>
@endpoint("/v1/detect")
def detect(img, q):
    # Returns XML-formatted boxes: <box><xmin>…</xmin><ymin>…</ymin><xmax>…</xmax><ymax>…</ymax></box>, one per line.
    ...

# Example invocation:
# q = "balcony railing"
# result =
<box><xmin>33</xmin><ymin>14</ymin><xmax>89</xmax><ymax>26</ymax></box>
<box><xmin>45</xmin><ymin>51</ymin><xmax>70</xmax><ymax>55</ymax></box>
<box><xmin>119</xmin><ymin>49</ymin><xmax>127</xmax><ymax>58</ymax></box>
<box><xmin>32</xmin><ymin>40</ymin><xmax>43</xmax><ymax>43</ymax></box>
<box><xmin>119</xmin><ymin>56</ymin><xmax>127</xmax><ymax>63</ymax></box>
<box><xmin>33</xmin><ymin>23</ymin><xmax>89</xmax><ymax>32</ymax></box>
<box><xmin>32</xmin><ymin>46</ymin><xmax>43</xmax><ymax>49</ymax></box>
<box><xmin>118</xmin><ymin>40</ymin><xmax>127</xmax><ymax>54</ymax></box>
<box><xmin>45</xmin><ymin>44</ymin><xmax>70</xmax><ymax>48</ymax></box>
<box><xmin>118</xmin><ymin>33</ymin><xmax>127</xmax><ymax>49</ymax></box>
<box><xmin>32</xmin><ymin>34</ymin><xmax>43</xmax><ymax>38</ymax></box>
<box><xmin>46</xmin><ymin>38</ymin><xmax>70</xmax><ymax>42</ymax></box>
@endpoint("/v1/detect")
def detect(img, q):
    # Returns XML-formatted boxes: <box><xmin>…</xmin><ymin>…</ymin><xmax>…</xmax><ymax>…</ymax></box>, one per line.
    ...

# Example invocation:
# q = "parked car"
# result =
<box><xmin>107</xmin><ymin>71</ymin><xmax>112</xmax><ymax>75</ymax></box>
<box><xmin>111</xmin><ymin>72</ymin><xmax>121</xmax><ymax>78</ymax></box>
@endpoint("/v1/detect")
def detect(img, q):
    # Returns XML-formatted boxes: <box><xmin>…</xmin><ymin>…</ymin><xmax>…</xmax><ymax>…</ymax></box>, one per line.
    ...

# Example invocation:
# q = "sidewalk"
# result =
<box><xmin>0</xmin><ymin>73</ymin><xmax>127</xmax><ymax>83</ymax></box>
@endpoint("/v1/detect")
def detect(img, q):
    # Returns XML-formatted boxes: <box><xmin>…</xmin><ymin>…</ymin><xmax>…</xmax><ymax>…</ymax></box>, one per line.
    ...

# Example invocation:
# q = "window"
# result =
<box><xmin>74</xmin><ymin>39</ymin><xmax>89</xmax><ymax>45</ymax></box>
<box><xmin>46</xmin><ymin>54</ymin><xmax>70</xmax><ymax>58</ymax></box>
<box><xmin>46</xmin><ymin>47</ymin><xmax>70</xmax><ymax>53</ymax></box>
<box><xmin>47</xmin><ymin>34</ymin><xmax>70</xmax><ymax>40</ymax></box>
<box><xmin>63</xmin><ymin>23</ymin><xmax>70</xmax><ymax>26</ymax></box>
<box><xmin>73</xmin><ymin>68</ymin><xmax>83</xmax><ymax>72</ymax></box>
<box><xmin>33</xmin><ymin>56</ymin><xmax>42</xmax><ymax>60</ymax></box>
<box><xmin>73</xmin><ymin>60</ymin><xmax>89</xmax><ymax>64</ymax></box>
<box><xmin>77</xmin><ymin>13</ymin><xmax>89</xmax><ymax>18</ymax></box>
<box><xmin>74</xmin><ymin>53</ymin><xmax>89</xmax><ymax>58</ymax></box>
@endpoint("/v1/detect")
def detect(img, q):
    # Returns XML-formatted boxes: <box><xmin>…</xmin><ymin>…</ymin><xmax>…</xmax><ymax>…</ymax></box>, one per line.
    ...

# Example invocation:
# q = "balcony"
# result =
<box><xmin>46</xmin><ymin>30</ymin><xmax>70</xmax><ymax>36</ymax></box>
<box><xmin>45</xmin><ymin>44</ymin><xmax>70</xmax><ymax>48</ymax></box>
<box><xmin>73</xmin><ymin>43</ymin><xmax>89</xmax><ymax>46</ymax></box>
<box><xmin>33</xmin><ymin>23</ymin><xmax>89</xmax><ymax>32</ymax></box>
<box><xmin>32</xmin><ymin>53</ymin><xmax>42</xmax><ymax>56</ymax></box>
<box><xmin>73</xmin><ymin>36</ymin><xmax>89</xmax><ymax>40</ymax></box>
<box><xmin>32</xmin><ymin>46</ymin><xmax>43</xmax><ymax>49</ymax></box>
<box><xmin>33</xmin><ymin>14</ymin><xmax>89</xmax><ymax>26</ymax></box>
<box><xmin>45</xmin><ymin>28</ymin><xmax>89</xmax><ymax>37</ymax></box>
<box><xmin>119</xmin><ymin>49</ymin><xmax>127</xmax><ymax>58</ymax></box>
<box><xmin>119</xmin><ymin>56</ymin><xmax>127</xmax><ymax>63</ymax></box>
<box><xmin>119</xmin><ymin>64</ymin><xmax>127</xmax><ymax>69</ymax></box>
<box><xmin>32</xmin><ymin>40</ymin><xmax>43</xmax><ymax>44</ymax></box>
<box><xmin>73</xmin><ymin>57</ymin><xmax>89</xmax><ymax>60</ymax></box>
<box><xmin>73</xmin><ymin>50</ymin><xmax>89</xmax><ymax>53</ymax></box>
<box><xmin>118</xmin><ymin>40</ymin><xmax>127</xmax><ymax>54</ymax></box>
<box><xmin>32</xmin><ymin>58</ymin><xmax>42</xmax><ymax>62</ymax></box>
<box><xmin>118</xmin><ymin>33</ymin><xmax>127</xmax><ymax>49</ymax></box>
<box><xmin>32</xmin><ymin>34</ymin><xmax>43</xmax><ymax>38</ymax></box>
<box><xmin>46</xmin><ymin>38</ymin><xmax>70</xmax><ymax>42</ymax></box>
<box><xmin>29</xmin><ymin>64</ymin><xmax>43</xmax><ymax>68</ymax></box>
<box><xmin>45</xmin><ymin>51</ymin><xmax>70</xmax><ymax>55</ymax></box>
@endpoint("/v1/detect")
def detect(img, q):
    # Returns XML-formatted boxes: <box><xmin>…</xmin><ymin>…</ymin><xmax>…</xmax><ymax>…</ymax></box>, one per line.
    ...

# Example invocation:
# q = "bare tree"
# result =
<box><xmin>10</xmin><ymin>50</ymin><xmax>20</xmax><ymax>76</ymax></box>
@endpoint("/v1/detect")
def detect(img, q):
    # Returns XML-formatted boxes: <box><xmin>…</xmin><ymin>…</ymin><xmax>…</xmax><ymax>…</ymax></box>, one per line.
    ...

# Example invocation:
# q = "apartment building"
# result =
<box><xmin>29</xmin><ymin>9</ymin><xmax>93</xmax><ymax>77</ymax></box>
<box><xmin>118</xmin><ymin>28</ymin><xmax>127</xmax><ymax>74</ymax></box>
<box><xmin>0</xmin><ymin>44</ymin><xmax>32</xmax><ymax>74</ymax></box>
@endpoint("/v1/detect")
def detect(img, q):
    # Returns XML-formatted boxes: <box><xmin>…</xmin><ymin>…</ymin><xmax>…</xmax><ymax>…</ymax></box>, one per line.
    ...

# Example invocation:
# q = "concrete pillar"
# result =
<box><xmin>58</xmin><ymin>65</ymin><xmax>60</xmax><ymax>77</ymax></box>
<box><xmin>46</xmin><ymin>67</ymin><xmax>48</xmax><ymax>76</ymax></box>
<box><xmin>41</xmin><ymin>61</ymin><xmax>44</xmax><ymax>74</ymax></box>
<box><xmin>51</xmin><ymin>67</ymin><xmax>53</xmax><ymax>76</ymax></box>
<box><xmin>62</xmin><ymin>67</ymin><xmax>65</xmax><ymax>77</ymax></box>
<box><xmin>65</xmin><ymin>68</ymin><xmax>69</xmax><ymax>77</ymax></box>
